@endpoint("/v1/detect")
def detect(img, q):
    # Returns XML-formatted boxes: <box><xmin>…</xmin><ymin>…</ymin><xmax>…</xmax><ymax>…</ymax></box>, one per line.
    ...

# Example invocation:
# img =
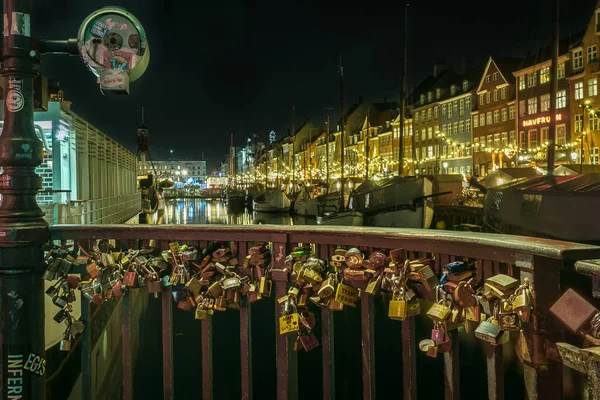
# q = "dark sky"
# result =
<box><xmin>27</xmin><ymin>0</ymin><xmax>596</xmax><ymax>170</ymax></box>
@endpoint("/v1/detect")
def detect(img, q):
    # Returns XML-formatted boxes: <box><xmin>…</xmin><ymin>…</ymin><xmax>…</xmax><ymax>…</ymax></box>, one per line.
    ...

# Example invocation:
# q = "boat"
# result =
<box><xmin>317</xmin><ymin>210</ymin><xmax>364</xmax><ymax>226</ymax></box>
<box><xmin>252</xmin><ymin>188</ymin><xmax>292</xmax><ymax>212</ymax></box>
<box><xmin>483</xmin><ymin>173</ymin><xmax>600</xmax><ymax>243</ymax></box>
<box><xmin>293</xmin><ymin>185</ymin><xmax>340</xmax><ymax>217</ymax></box>
<box><xmin>226</xmin><ymin>188</ymin><xmax>246</xmax><ymax>210</ymax></box>
<box><xmin>348</xmin><ymin>176</ymin><xmax>436</xmax><ymax>229</ymax></box>
<box><xmin>245</xmin><ymin>184</ymin><xmax>262</xmax><ymax>209</ymax></box>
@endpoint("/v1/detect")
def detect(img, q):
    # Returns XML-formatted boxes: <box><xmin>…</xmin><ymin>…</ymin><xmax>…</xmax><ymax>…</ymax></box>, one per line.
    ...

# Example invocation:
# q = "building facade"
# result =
<box><xmin>152</xmin><ymin>159</ymin><xmax>207</xmax><ymax>186</ymax></box>
<box><xmin>514</xmin><ymin>48</ymin><xmax>573</xmax><ymax>168</ymax></box>
<box><xmin>567</xmin><ymin>1</ymin><xmax>600</xmax><ymax>166</ymax></box>
<box><xmin>472</xmin><ymin>57</ymin><xmax>521</xmax><ymax>176</ymax></box>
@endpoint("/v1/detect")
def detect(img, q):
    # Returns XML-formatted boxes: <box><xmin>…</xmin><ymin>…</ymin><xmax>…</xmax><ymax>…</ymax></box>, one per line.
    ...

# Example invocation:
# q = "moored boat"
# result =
<box><xmin>293</xmin><ymin>185</ymin><xmax>340</xmax><ymax>217</ymax></box>
<box><xmin>316</xmin><ymin>210</ymin><xmax>364</xmax><ymax>226</ymax></box>
<box><xmin>252</xmin><ymin>188</ymin><xmax>292</xmax><ymax>212</ymax></box>
<box><xmin>226</xmin><ymin>188</ymin><xmax>246</xmax><ymax>210</ymax></box>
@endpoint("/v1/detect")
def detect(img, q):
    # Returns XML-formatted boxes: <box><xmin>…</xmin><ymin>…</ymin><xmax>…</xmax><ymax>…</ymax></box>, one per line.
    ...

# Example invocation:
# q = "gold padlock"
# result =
<box><xmin>365</xmin><ymin>275</ymin><xmax>382</xmax><ymax>295</ymax></box>
<box><xmin>427</xmin><ymin>301</ymin><xmax>451</xmax><ymax>322</ymax></box>
<box><xmin>318</xmin><ymin>273</ymin><xmax>336</xmax><ymax>298</ymax></box>
<box><xmin>259</xmin><ymin>276</ymin><xmax>272</xmax><ymax>297</ymax></box>
<box><xmin>388</xmin><ymin>289</ymin><xmax>407</xmax><ymax>320</ymax></box>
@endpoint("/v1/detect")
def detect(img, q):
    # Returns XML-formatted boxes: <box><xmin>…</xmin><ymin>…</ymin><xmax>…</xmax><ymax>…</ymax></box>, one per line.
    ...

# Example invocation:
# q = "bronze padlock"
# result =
<box><xmin>299</xmin><ymin>331</ymin><xmax>319</xmax><ymax>351</ymax></box>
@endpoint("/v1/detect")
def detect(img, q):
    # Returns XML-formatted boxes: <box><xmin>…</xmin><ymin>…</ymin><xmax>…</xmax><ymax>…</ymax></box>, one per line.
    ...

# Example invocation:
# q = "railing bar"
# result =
<box><xmin>483</xmin><ymin>260</ymin><xmax>494</xmax><ymax>281</ymax></box>
<box><xmin>202</xmin><ymin>319</ymin><xmax>213</xmax><ymax>400</ymax></box>
<box><xmin>122</xmin><ymin>291</ymin><xmax>133</xmax><ymax>400</ymax></box>
<box><xmin>402</xmin><ymin>317</ymin><xmax>417</xmax><ymax>400</ymax></box>
<box><xmin>444</xmin><ymin>330</ymin><xmax>460</xmax><ymax>400</ymax></box>
<box><xmin>81</xmin><ymin>288</ymin><xmax>92</xmax><ymax>400</ymax></box>
<box><xmin>238</xmin><ymin>241</ymin><xmax>252</xmax><ymax>400</ymax></box>
<box><xmin>361</xmin><ymin>293</ymin><xmax>376</xmax><ymax>400</ymax></box>
<box><xmin>320</xmin><ymin>244</ymin><xmax>335</xmax><ymax>400</ymax></box>
<box><xmin>162</xmin><ymin>287</ymin><xmax>174</xmax><ymax>400</ymax></box>
<box><xmin>485</xmin><ymin>343</ymin><xmax>504</xmax><ymax>400</ymax></box>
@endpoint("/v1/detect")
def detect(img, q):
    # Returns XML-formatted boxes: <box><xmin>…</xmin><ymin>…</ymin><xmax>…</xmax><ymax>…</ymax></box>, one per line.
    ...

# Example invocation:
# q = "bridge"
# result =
<box><xmin>48</xmin><ymin>224</ymin><xmax>600</xmax><ymax>400</ymax></box>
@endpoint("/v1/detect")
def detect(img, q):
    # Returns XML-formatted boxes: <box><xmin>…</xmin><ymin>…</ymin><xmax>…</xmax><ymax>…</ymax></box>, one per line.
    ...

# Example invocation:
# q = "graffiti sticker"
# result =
<box><xmin>6</xmin><ymin>77</ymin><xmax>24</xmax><ymax>113</ymax></box>
<box><xmin>90</xmin><ymin>20</ymin><xmax>108</xmax><ymax>38</ymax></box>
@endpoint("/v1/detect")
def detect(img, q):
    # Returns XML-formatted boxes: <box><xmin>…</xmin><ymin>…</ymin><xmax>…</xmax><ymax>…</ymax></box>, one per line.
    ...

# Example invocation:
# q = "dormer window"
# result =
<box><xmin>462</xmin><ymin>80</ymin><xmax>469</xmax><ymax>92</ymax></box>
<box><xmin>435</xmin><ymin>88</ymin><xmax>441</xmax><ymax>99</ymax></box>
<box><xmin>596</xmin><ymin>9</ymin><xmax>600</xmax><ymax>33</ymax></box>
<box><xmin>450</xmin><ymin>85</ymin><xmax>456</xmax><ymax>96</ymax></box>
<box><xmin>420</xmin><ymin>94</ymin><xmax>425</xmax><ymax>105</ymax></box>
<box><xmin>427</xmin><ymin>92</ymin><xmax>432</xmax><ymax>102</ymax></box>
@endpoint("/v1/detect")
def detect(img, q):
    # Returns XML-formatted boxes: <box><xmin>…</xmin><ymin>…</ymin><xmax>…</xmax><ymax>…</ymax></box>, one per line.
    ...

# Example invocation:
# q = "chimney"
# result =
<box><xmin>433</xmin><ymin>62</ymin><xmax>445</xmax><ymax>78</ymax></box>
<box><xmin>359</xmin><ymin>96</ymin><xmax>363</xmax><ymax>104</ymax></box>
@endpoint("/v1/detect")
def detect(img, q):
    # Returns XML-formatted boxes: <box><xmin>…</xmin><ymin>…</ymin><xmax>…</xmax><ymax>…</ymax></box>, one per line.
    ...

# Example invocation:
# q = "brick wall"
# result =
<box><xmin>36</xmin><ymin>153</ymin><xmax>53</xmax><ymax>204</ymax></box>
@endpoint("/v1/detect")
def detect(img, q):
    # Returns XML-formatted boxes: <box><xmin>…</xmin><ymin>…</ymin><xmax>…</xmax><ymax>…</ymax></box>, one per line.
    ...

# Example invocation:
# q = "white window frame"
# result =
<box><xmin>501</xmin><ymin>108</ymin><xmax>508</xmax><ymax>121</ymax></box>
<box><xmin>473</xmin><ymin>115</ymin><xmax>479</xmax><ymax>128</ymax></box>
<box><xmin>479</xmin><ymin>114</ymin><xmax>485</xmax><ymax>127</ymax></box>
<box><xmin>540</xmin><ymin>67</ymin><xmax>550</xmax><ymax>84</ymax></box>
<box><xmin>463</xmin><ymin>80</ymin><xmax>469</xmax><ymax>92</ymax></box>
<box><xmin>466</xmin><ymin>119</ymin><xmax>471</xmax><ymax>132</ymax></box>
<box><xmin>519</xmin><ymin>76</ymin><xmax>526</xmax><ymax>90</ymax></box>
<box><xmin>527</xmin><ymin>72</ymin><xmax>537</xmax><ymax>88</ymax></box>
<box><xmin>575</xmin><ymin>114</ymin><xmax>583</xmax><ymax>133</ymax></box>
<box><xmin>540</xmin><ymin>94</ymin><xmax>550</xmax><ymax>112</ymax></box>
<box><xmin>557</xmin><ymin>63</ymin><xmax>565</xmax><ymax>79</ymax></box>
<box><xmin>486</xmin><ymin>112</ymin><xmax>492</xmax><ymax>125</ymax></box>
<box><xmin>527</xmin><ymin>97</ymin><xmax>538</xmax><ymax>115</ymax></box>
<box><xmin>557</xmin><ymin>124</ymin><xmax>566</xmax><ymax>145</ymax></box>
<box><xmin>557</xmin><ymin>90</ymin><xmax>567</xmax><ymax>108</ymax></box>
<box><xmin>493</xmin><ymin>109</ymin><xmax>500</xmax><ymax>123</ymax></box>
<box><xmin>589</xmin><ymin>45</ymin><xmax>598</xmax><ymax>63</ymax></box>
<box><xmin>590</xmin><ymin>78</ymin><xmax>598</xmax><ymax>97</ymax></box>
<box><xmin>501</xmin><ymin>87</ymin><xmax>507</xmax><ymax>99</ymax></box>
<box><xmin>574</xmin><ymin>48</ymin><xmax>584</xmax><ymax>69</ymax></box>
<box><xmin>575</xmin><ymin>81</ymin><xmax>584</xmax><ymax>100</ymax></box>
<box><xmin>509</xmin><ymin>106</ymin><xmax>515</xmax><ymax>120</ymax></box>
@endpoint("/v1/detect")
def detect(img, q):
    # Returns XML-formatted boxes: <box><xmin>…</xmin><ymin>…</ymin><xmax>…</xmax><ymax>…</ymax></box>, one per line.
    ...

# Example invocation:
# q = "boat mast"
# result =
<box><xmin>230</xmin><ymin>134</ymin><xmax>235</xmax><ymax>189</ymax></box>
<box><xmin>547</xmin><ymin>0</ymin><xmax>559</xmax><ymax>174</ymax></box>
<box><xmin>325</xmin><ymin>108</ymin><xmax>332</xmax><ymax>186</ymax></box>
<box><xmin>265</xmin><ymin>132</ymin><xmax>269</xmax><ymax>189</ymax></box>
<box><xmin>399</xmin><ymin>3</ymin><xmax>409</xmax><ymax>177</ymax></box>
<box><xmin>365</xmin><ymin>110</ymin><xmax>370</xmax><ymax>181</ymax></box>
<box><xmin>253</xmin><ymin>134</ymin><xmax>258</xmax><ymax>186</ymax></box>
<box><xmin>339</xmin><ymin>54</ymin><xmax>346</xmax><ymax>211</ymax></box>
<box><xmin>291</xmin><ymin>103</ymin><xmax>296</xmax><ymax>192</ymax></box>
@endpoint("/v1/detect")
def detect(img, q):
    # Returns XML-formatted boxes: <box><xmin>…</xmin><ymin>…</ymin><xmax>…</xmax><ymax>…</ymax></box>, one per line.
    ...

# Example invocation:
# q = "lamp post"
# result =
<box><xmin>443</xmin><ymin>162</ymin><xmax>449</xmax><ymax>174</ymax></box>
<box><xmin>580</xmin><ymin>132</ymin><xmax>586</xmax><ymax>173</ymax></box>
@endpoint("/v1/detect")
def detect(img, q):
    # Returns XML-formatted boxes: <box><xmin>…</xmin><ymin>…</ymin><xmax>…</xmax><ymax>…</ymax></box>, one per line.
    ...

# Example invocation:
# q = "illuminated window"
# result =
<box><xmin>519</xmin><ymin>76</ymin><xmax>526</xmax><ymax>90</ymax></box>
<box><xmin>421</xmin><ymin>129</ymin><xmax>426</xmax><ymax>141</ymax></box>
<box><xmin>510</xmin><ymin>131</ymin><xmax>516</xmax><ymax>146</ymax></box>
<box><xmin>575</xmin><ymin>114</ymin><xmax>583</xmax><ymax>133</ymax></box>
<box><xmin>540</xmin><ymin>94</ymin><xmax>550</xmax><ymax>112</ymax></box>
<box><xmin>459</xmin><ymin>99</ymin><xmax>464</xmax><ymax>116</ymax></box>
<box><xmin>575</xmin><ymin>81</ymin><xmax>584</xmax><ymax>100</ymax></box>
<box><xmin>479</xmin><ymin>94</ymin><xmax>485</xmax><ymax>106</ymax></box>
<box><xmin>466</xmin><ymin>97</ymin><xmax>471</xmax><ymax>110</ymax></box>
<box><xmin>501</xmin><ymin>132</ymin><xmax>508</xmax><ymax>147</ymax></box>
<box><xmin>557</xmin><ymin>90</ymin><xmax>567</xmax><ymax>108</ymax></box>
<box><xmin>590</xmin><ymin>78</ymin><xmax>598</xmax><ymax>96</ymax></box>
<box><xmin>453</xmin><ymin>123</ymin><xmax>458</xmax><ymax>135</ymax></box>
<box><xmin>463</xmin><ymin>80</ymin><xmax>469</xmax><ymax>91</ymax></box>
<box><xmin>573</xmin><ymin>48</ymin><xmax>583</xmax><ymax>69</ymax></box>
<box><xmin>596</xmin><ymin>9</ymin><xmax>600</xmax><ymax>34</ymax></box>
<box><xmin>421</xmin><ymin>110</ymin><xmax>426</xmax><ymax>120</ymax></box>
<box><xmin>441</xmin><ymin>104</ymin><xmax>446</xmax><ymax>115</ymax></box>
<box><xmin>453</xmin><ymin>101</ymin><xmax>458</xmax><ymax>114</ymax></box>
<box><xmin>436</xmin><ymin>88</ymin><xmax>441</xmax><ymax>99</ymax></box>
<box><xmin>493</xmin><ymin>90</ymin><xmax>498</xmax><ymax>101</ymax></box>
<box><xmin>592</xmin><ymin>147</ymin><xmax>599</xmax><ymax>164</ymax></box>
<box><xmin>501</xmin><ymin>87</ymin><xmax>507</xmax><ymax>99</ymax></box>
<box><xmin>528</xmin><ymin>129</ymin><xmax>538</xmax><ymax>148</ymax></box>
<box><xmin>427</xmin><ymin>92</ymin><xmax>433</xmax><ymax>102</ymax></box>
<box><xmin>487</xmin><ymin>135</ymin><xmax>493</xmax><ymax>147</ymax></box>
<box><xmin>434</xmin><ymin>107</ymin><xmax>439</xmax><ymax>118</ymax></box>
<box><xmin>450</xmin><ymin>85</ymin><xmax>456</xmax><ymax>96</ymax></box>
<box><xmin>466</xmin><ymin>120</ymin><xmax>471</xmax><ymax>131</ymax></box>
<box><xmin>493</xmin><ymin>110</ymin><xmax>500</xmax><ymax>123</ymax></box>
<box><xmin>557</xmin><ymin>124</ymin><xmax>566</xmax><ymax>145</ymax></box>
<box><xmin>485</xmin><ymin>75</ymin><xmax>491</xmax><ymax>83</ymax></box>
<box><xmin>541</xmin><ymin>127</ymin><xmax>549</xmax><ymax>143</ymax></box>
<box><xmin>442</xmin><ymin>125</ymin><xmax>447</xmax><ymax>134</ymax></box>
<box><xmin>427</xmin><ymin>108</ymin><xmax>432</xmax><ymax>120</ymax></box>
<box><xmin>473</xmin><ymin>137</ymin><xmax>479</xmax><ymax>148</ymax></box>
<box><xmin>509</xmin><ymin>106</ymin><xmax>515</xmax><ymax>120</ymax></box>
<box><xmin>527</xmin><ymin>72</ymin><xmax>537</xmax><ymax>88</ymax></box>
<box><xmin>502</xmin><ymin>108</ymin><xmax>508</xmax><ymax>121</ymax></box>
<box><xmin>428</xmin><ymin>127</ymin><xmax>433</xmax><ymax>139</ymax></box>
<box><xmin>427</xmin><ymin>146</ymin><xmax>433</xmax><ymax>158</ymax></box>
<box><xmin>414</xmin><ymin>113</ymin><xmax>419</xmax><ymax>123</ymax></box>
<box><xmin>459</xmin><ymin>121</ymin><xmax>464</xmax><ymax>134</ymax></box>
<box><xmin>473</xmin><ymin>115</ymin><xmax>479</xmax><ymax>128</ymax></box>
<box><xmin>448</xmin><ymin>104</ymin><xmax>453</xmax><ymax>118</ymax></box>
<box><xmin>589</xmin><ymin>45</ymin><xmax>598</xmax><ymax>63</ymax></box>
<box><xmin>590</xmin><ymin>114</ymin><xmax>599</xmax><ymax>131</ymax></box>
<box><xmin>480</xmin><ymin>114</ymin><xmax>485</xmax><ymax>126</ymax></box>
<box><xmin>494</xmin><ymin>133</ymin><xmax>500</xmax><ymax>147</ymax></box>
<box><xmin>492</xmin><ymin>72</ymin><xmax>499</xmax><ymax>81</ymax></box>
<box><xmin>486</xmin><ymin>112</ymin><xmax>492</xmax><ymax>125</ymax></box>
<box><xmin>486</xmin><ymin>92</ymin><xmax>491</xmax><ymax>103</ymax></box>
<box><xmin>528</xmin><ymin>98</ymin><xmax>538</xmax><ymax>115</ymax></box>
<box><xmin>557</xmin><ymin>63</ymin><xmax>565</xmax><ymax>79</ymax></box>
<box><xmin>540</xmin><ymin>67</ymin><xmax>550</xmax><ymax>84</ymax></box>
<box><xmin>519</xmin><ymin>131</ymin><xmax>526</xmax><ymax>148</ymax></box>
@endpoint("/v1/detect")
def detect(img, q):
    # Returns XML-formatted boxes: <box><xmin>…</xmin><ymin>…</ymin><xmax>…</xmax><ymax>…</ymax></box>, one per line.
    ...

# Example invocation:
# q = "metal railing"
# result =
<box><xmin>49</xmin><ymin>224</ymin><xmax>600</xmax><ymax>400</ymax></box>
<box><xmin>51</xmin><ymin>193</ymin><xmax>140</xmax><ymax>225</ymax></box>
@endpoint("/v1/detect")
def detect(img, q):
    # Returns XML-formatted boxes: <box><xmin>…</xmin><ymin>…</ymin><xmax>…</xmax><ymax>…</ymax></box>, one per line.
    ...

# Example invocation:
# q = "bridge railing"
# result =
<box><xmin>52</xmin><ymin>193</ymin><xmax>140</xmax><ymax>225</ymax></box>
<box><xmin>49</xmin><ymin>224</ymin><xmax>600</xmax><ymax>400</ymax></box>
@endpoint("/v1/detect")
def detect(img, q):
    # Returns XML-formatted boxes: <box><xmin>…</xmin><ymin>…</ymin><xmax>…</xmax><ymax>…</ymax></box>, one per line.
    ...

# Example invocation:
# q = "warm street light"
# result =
<box><xmin>443</xmin><ymin>162</ymin><xmax>448</xmax><ymax>174</ymax></box>
<box><xmin>571</xmin><ymin>152</ymin><xmax>578</xmax><ymax>161</ymax></box>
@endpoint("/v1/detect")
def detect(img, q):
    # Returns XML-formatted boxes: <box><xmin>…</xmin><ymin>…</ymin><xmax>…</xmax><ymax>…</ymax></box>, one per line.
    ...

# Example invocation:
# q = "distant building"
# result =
<box><xmin>151</xmin><ymin>159</ymin><xmax>207</xmax><ymax>187</ymax></box>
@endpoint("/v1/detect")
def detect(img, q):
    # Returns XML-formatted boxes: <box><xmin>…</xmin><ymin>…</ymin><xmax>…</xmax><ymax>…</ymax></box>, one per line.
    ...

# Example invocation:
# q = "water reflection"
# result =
<box><xmin>162</xmin><ymin>199</ymin><xmax>317</xmax><ymax>226</ymax></box>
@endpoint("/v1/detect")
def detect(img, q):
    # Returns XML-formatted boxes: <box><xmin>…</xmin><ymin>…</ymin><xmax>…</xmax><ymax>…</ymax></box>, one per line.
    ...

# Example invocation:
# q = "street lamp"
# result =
<box><xmin>442</xmin><ymin>162</ymin><xmax>449</xmax><ymax>174</ymax></box>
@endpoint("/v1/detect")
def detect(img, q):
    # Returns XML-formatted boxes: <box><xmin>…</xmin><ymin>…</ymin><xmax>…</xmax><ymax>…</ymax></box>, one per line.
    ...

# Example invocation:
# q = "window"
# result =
<box><xmin>479</xmin><ymin>114</ymin><xmax>485</xmax><ymax>126</ymax></box>
<box><xmin>510</xmin><ymin>130</ymin><xmax>516</xmax><ymax>145</ymax></box>
<box><xmin>453</xmin><ymin>101</ymin><xmax>458</xmax><ymax>114</ymax></box>
<box><xmin>575</xmin><ymin>81</ymin><xmax>584</xmax><ymax>100</ymax></box>
<box><xmin>441</xmin><ymin>104</ymin><xmax>446</xmax><ymax>115</ymax></box>
<box><xmin>420</xmin><ymin>94</ymin><xmax>425</xmax><ymax>105</ymax></box>
<box><xmin>501</xmin><ymin>87</ymin><xmax>507</xmax><ymax>99</ymax></box>
<box><xmin>557</xmin><ymin>90</ymin><xmax>567</xmax><ymax>108</ymax></box>
<box><xmin>485</xmin><ymin>75</ymin><xmax>491</xmax><ymax>83</ymax></box>
<box><xmin>434</xmin><ymin>106</ymin><xmax>439</xmax><ymax>118</ymax></box>
<box><xmin>494</xmin><ymin>133</ymin><xmax>500</xmax><ymax>147</ymax></box>
<box><xmin>450</xmin><ymin>85</ymin><xmax>456</xmax><ymax>96</ymax></box>
<box><xmin>428</xmin><ymin>127</ymin><xmax>433</xmax><ymax>139</ymax></box>
<box><xmin>540</xmin><ymin>67</ymin><xmax>550</xmax><ymax>84</ymax></box>
<box><xmin>463</xmin><ymin>80</ymin><xmax>469</xmax><ymax>92</ymax></box>
<box><xmin>509</xmin><ymin>106</ymin><xmax>515</xmax><ymax>120</ymax></box>
<box><xmin>540</xmin><ymin>94</ymin><xmax>550</xmax><ymax>112</ymax></box>
<box><xmin>459</xmin><ymin>121</ymin><xmax>464</xmax><ymax>134</ymax></box>
<box><xmin>589</xmin><ymin>45</ymin><xmax>598</xmax><ymax>63</ymax></box>
<box><xmin>527</xmin><ymin>72</ymin><xmax>537</xmax><ymax>87</ymax></box>
<box><xmin>466</xmin><ymin>119</ymin><xmax>471</xmax><ymax>132</ymax></box>
<box><xmin>421</xmin><ymin>129</ymin><xmax>426</xmax><ymax>141</ymax></box>
<box><xmin>590</xmin><ymin>78</ymin><xmax>598</xmax><ymax>97</ymax></box>
<box><xmin>574</xmin><ymin>48</ymin><xmax>583</xmax><ymax>69</ymax></box>
<box><xmin>434</xmin><ymin>125</ymin><xmax>439</xmax><ymax>136</ymax></box>
<box><xmin>557</xmin><ymin>63</ymin><xmax>565</xmax><ymax>79</ymax></box>
<box><xmin>528</xmin><ymin>97</ymin><xmax>538</xmax><ymax>115</ymax></box>
<box><xmin>465</xmin><ymin>97</ymin><xmax>471</xmax><ymax>110</ymax></box>
<box><xmin>493</xmin><ymin>72</ymin><xmax>499</xmax><ymax>81</ymax></box>
<box><xmin>473</xmin><ymin>115</ymin><xmax>479</xmax><ymax>128</ymax></box>
<box><xmin>541</xmin><ymin>127</ymin><xmax>549</xmax><ymax>143</ymax></box>
<box><xmin>486</xmin><ymin>92</ymin><xmax>491</xmax><ymax>103</ymax></box>
<box><xmin>436</xmin><ymin>88</ymin><xmax>441</xmax><ymax>99</ymax></box>
<box><xmin>427</xmin><ymin>146</ymin><xmax>433</xmax><ymax>158</ymax></box>
<box><xmin>486</xmin><ymin>112</ymin><xmax>492</xmax><ymax>125</ymax></box>
<box><xmin>487</xmin><ymin>135</ymin><xmax>493</xmax><ymax>147</ymax></box>
<box><xmin>557</xmin><ymin>124</ymin><xmax>566</xmax><ymax>145</ymax></box>
<box><xmin>453</xmin><ymin>122</ymin><xmax>458</xmax><ymax>135</ymax></box>
<box><xmin>421</xmin><ymin>110</ymin><xmax>426</xmax><ymax>120</ymax></box>
<box><xmin>414</xmin><ymin>113</ymin><xmax>419</xmax><ymax>123</ymax></box>
<box><xmin>575</xmin><ymin>114</ymin><xmax>583</xmax><ymax>133</ymax></box>
<box><xmin>459</xmin><ymin>99</ymin><xmax>464</xmax><ymax>116</ymax></box>
<box><xmin>480</xmin><ymin>94</ymin><xmax>485</xmax><ymax>106</ymax></box>
<box><xmin>519</xmin><ymin>76</ymin><xmax>526</xmax><ymax>90</ymax></box>
<box><xmin>421</xmin><ymin>147</ymin><xmax>426</xmax><ymax>160</ymax></box>
<box><xmin>427</xmin><ymin>108</ymin><xmax>432</xmax><ymax>120</ymax></box>
<box><xmin>592</xmin><ymin>148</ymin><xmax>599</xmax><ymax>164</ymax></box>
<box><xmin>473</xmin><ymin>137</ymin><xmax>479</xmax><ymax>148</ymax></box>
<box><xmin>519</xmin><ymin>131</ymin><xmax>526</xmax><ymax>148</ymax></box>
<box><xmin>493</xmin><ymin>110</ymin><xmax>500</xmax><ymax>123</ymax></box>
<box><xmin>442</xmin><ymin>125</ymin><xmax>447</xmax><ymax>134</ymax></box>
<box><xmin>448</xmin><ymin>104</ymin><xmax>453</xmax><ymax>118</ymax></box>
<box><xmin>528</xmin><ymin>129</ymin><xmax>538</xmax><ymax>148</ymax></box>
<box><xmin>493</xmin><ymin>90</ymin><xmax>499</xmax><ymax>101</ymax></box>
<box><xmin>519</xmin><ymin>100</ymin><xmax>526</xmax><ymax>116</ymax></box>
<box><xmin>427</xmin><ymin>92</ymin><xmax>432</xmax><ymax>102</ymax></box>
<box><xmin>588</xmin><ymin>114</ymin><xmax>600</xmax><ymax>132</ymax></box>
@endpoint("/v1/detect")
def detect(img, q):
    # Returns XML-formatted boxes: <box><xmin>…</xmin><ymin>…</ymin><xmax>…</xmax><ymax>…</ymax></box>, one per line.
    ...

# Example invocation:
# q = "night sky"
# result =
<box><xmin>28</xmin><ymin>0</ymin><xmax>596</xmax><ymax>170</ymax></box>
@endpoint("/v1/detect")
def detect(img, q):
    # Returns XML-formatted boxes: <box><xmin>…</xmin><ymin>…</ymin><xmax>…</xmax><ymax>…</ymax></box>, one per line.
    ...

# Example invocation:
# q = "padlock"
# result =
<box><xmin>426</xmin><ymin>344</ymin><xmax>439</xmax><ymax>358</ymax></box>
<box><xmin>301</xmin><ymin>268</ymin><xmax>323</xmax><ymax>285</ymax></box>
<box><xmin>58</xmin><ymin>259</ymin><xmax>72</xmax><ymax>276</ymax></box>
<box><xmin>123</xmin><ymin>268</ymin><xmax>137</xmax><ymax>287</ymax></box>
<box><xmin>512</xmin><ymin>282</ymin><xmax>533</xmax><ymax>323</ymax></box>
<box><xmin>92</xmin><ymin>293</ymin><xmax>104</xmax><ymax>306</ymax></box>
<box><xmin>250</xmin><ymin>245</ymin><xmax>267</xmax><ymax>255</ymax></box>
<box><xmin>474</xmin><ymin>319</ymin><xmax>502</xmax><ymax>344</ymax></box>
<box><xmin>69</xmin><ymin>319</ymin><xmax>85</xmax><ymax>336</ymax></box>
<box><xmin>345</xmin><ymin>248</ymin><xmax>363</xmax><ymax>268</ymax></box>
<box><xmin>486</xmin><ymin>274</ymin><xmax>519</xmax><ymax>294</ymax></box>
<box><xmin>431</xmin><ymin>325</ymin><xmax>445</xmax><ymax>342</ymax></box>
<box><xmin>259</xmin><ymin>276</ymin><xmax>272</xmax><ymax>297</ymax></box>
<box><xmin>214</xmin><ymin>296</ymin><xmax>227</xmax><ymax>311</ymax></box>
<box><xmin>195</xmin><ymin>306</ymin><xmax>210</xmax><ymax>320</ymax></box>
<box><xmin>427</xmin><ymin>302</ymin><xmax>451</xmax><ymax>322</ymax></box>
<box><xmin>389</xmin><ymin>248</ymin><xmax>406</xmax><ymax>264</ymax></box>
<box><xmin>86</xmin><ymin>262</ymin><xmax>100</xmax><ymax>279</ymax></box>
<box><xmin>300</xmin><ymin>312</ymin><xmax>316</xmax><ymax>330</ymax></box>
<box><xmin>66</xmin><ymin>275</ymin><xmax>81</xmax><ymax>290</ymax></box>
<box><xmin>368</xmin><ymin>251</ymin><xmax>388</xmax><ymax>268</ymax></box>
<box><xmin>52</xmin><ymin>295</ymin><xmax>68</xmax><ymax>308</ymax></box>
<box><xmin>328</xmin><ymin>299</ymin><xmax>344</xmax><ymax>311</ymax></box>
<box><xmin>299</xmin><ymin>331</ymin><xmax>319</xmax><ymax>351</ymax></box>
<box><xmin>407</xmin><ymin>300</ymin><xmax>421</xmax><ymax>317</ymax></box>
<box><xmin>185</xmin><ymin>276</ymin><xmax>202</xmax><ymax>295</ymax></box>
<box><xmin>365</xmin><ymin>275</ymin><xmax>382</xmax><ymax>295</ymax></box>
<box><xmin>53</xmin><ymin>309</ymin><xmax>69</xmax><ymax>323</ymax></box>
<box><xmin>416</xmin><ymin>265</ymin><xmax>439</xmax><ymax>292</ymax></box>
<box><xmin>465</xmin><ymin>305</ymin><xmax>481</xmax><ymax>322</ymax></box>
<box><xmin>59</xmin><ymin>333</ymin><xmax>72</xmax><ymax>351</ymax></box>
<box><xmin>112</xmin><ymin>282</ymin><xmax>123</xmax><ymax>298</ymax></box>
<box><xmin>43</xmin><ymin>265</ymin><xmax>58</xmax><ymax>281</ymax></box>
<box><xmin>549</xmin><ymin>288</ymin><xmax>598</xmax><ymax>334</ymax></box>
<box><xmin>182</xmin><ymin>249</ymin><xmax>198</xmax><ymax>261</ymax></box>
<box><xmin>101</xmin><ymin>253</ymin><xmax>115</xmax><ymax>268</ymax></box>
<box><xmin>318</xmin><ymin>273</ymin><xmax>336</xmax><ymax>298</ymax></box>
<box><xmin>177</xmin><ymin>300</ymin><xmax>194</xmax><ymax>312</ymax></box>
<box><xmin>454</xmin><ymin>280</ymin><xmax>478</xmax><ymax>307</ymax></box>
<box><xmin>450</xmin><ymin>306</ymin><xmax>463</xmax><ymax>324</ymax></box>
<box><xmin>388</xmin><ymin>289</ymin><xmax>407</xmax><ymax>320</ymax></box>
<box><xmin>279</xmin><ymin>313</ymin><xmax>300</xmax><ymax>335</ymax></box>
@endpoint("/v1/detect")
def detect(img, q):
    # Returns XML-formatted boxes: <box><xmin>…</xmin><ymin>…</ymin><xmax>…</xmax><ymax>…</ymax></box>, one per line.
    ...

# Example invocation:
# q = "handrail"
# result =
<box><xmin>50</xmin><ymin>224</ymin><xmax>600</xmax><ymax>261</ymax></box>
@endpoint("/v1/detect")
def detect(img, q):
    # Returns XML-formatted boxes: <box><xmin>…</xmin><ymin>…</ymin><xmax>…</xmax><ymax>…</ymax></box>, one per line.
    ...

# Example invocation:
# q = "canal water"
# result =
<box><xmin>134</xmin><ymin>199</ymin><xmax>526</xmax><ymax>399</ymax></box>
